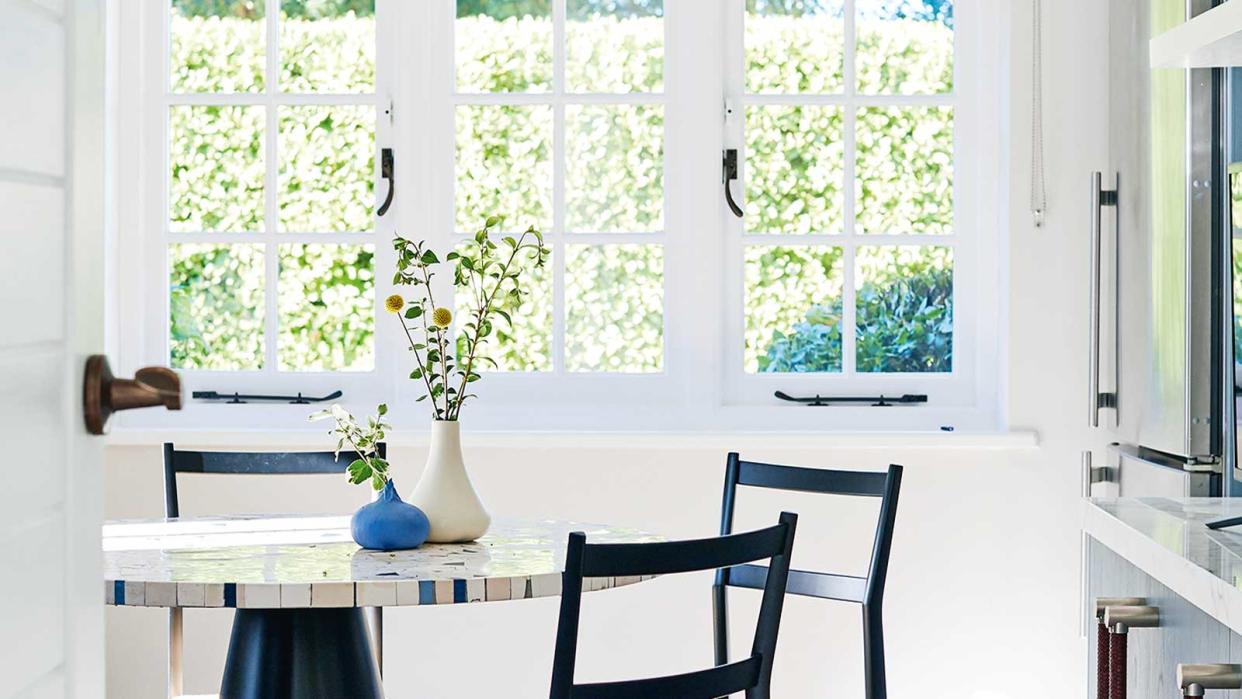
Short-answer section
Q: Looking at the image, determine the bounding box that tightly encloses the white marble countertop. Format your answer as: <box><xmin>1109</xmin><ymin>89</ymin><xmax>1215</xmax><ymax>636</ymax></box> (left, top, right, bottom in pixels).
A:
<box><xmin>1085</xmin><ymin>497</ymin><xmax>1242</xmax><ymax>636</ymax></box>
<box><xmin>103</xmin><ymin>515</ymin><xmax>658</xmax><ymax>609</ymax></box>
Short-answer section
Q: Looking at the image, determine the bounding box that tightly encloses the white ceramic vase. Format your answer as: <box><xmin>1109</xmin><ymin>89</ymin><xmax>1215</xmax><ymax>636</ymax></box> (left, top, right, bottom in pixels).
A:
<box><xmin>407</xmin><ymin>420</ymin><xmax>491</xmax><ymax>543</ymax></box>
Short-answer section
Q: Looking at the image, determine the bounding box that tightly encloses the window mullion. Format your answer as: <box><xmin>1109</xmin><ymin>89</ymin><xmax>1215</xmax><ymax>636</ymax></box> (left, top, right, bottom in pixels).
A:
<box><xmin>370</xmin><ymin>0</ymin><xmax>398</xmax><ymax>401</ymax></box>
<box><xmin>152</xmin><ymin>1</ymin><xmax>171</xmax><ymax>370</ymax></box>
<box><xmin>551</xmin><ymin>0</ymin><xmax>567</xmax><ymax>375</ymax></box>
<box><xmin>842</xmin><ymin>110</ymin><xmax>858</xmax><ymax>376</ymax></box>
<box><xmin>263</xmin><ymin>8</ymin><xmax>280</xmax><ymax>374</ymax></box>
<box><xmin>842</xmin><ymin>0</ymin><xmax>858</xmax><ymax>377</ymax></box>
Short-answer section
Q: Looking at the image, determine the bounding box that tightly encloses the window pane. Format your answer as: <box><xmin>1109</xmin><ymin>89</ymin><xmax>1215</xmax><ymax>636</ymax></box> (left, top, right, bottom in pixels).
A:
<box><xmin>170</xmin><ymin>106</ymin><xmax>265</xmax><ymax>232</ymax></box>
<box><xmin>746</xmin><ymin>0</ymin><xmax>844</xmax><ymax>94</ymax></box>
<box><xmin>565</xmin><ymin>244</ymin><xmax>663</xmax><ymax>372</ymax></box>
<box><xmin>857</xmin><ymin>0</ymin><xmax>953</xmax><ymax>95</ymax></box>
<box><xmin>565</xmin><ymin>105</ymin><xmax>663</xmax><ymax>233</ymax></box>
<box><xmin>745</xmin><ymin>245</ymin><xmax>844</xmax><ymax>373</ymax></box>
<box><xmin>280</xmin><ymin>0</ymin><xmax>375</xmax><ymax>93</ymax></box>
<box><xmin>566</xmin><ymin>0</ymin><xmax>663</xmax><ymax>93</ymax></box>
<box><xmin>856</xmin><ymin>106</ymin><xmax>952</xmax><ymax>235</ymax></box>
<box><xmin>855</xmin><ymin>245</ymin><xmax>952</xmax><ymax>372</ymax></box>
<box><xmin>170</xmin><ymin>0</ymin><xmax>265</xmax><ymax>93</ymax></box>
<box><xmin>278</xmin><ymin>244</ymin><xmax>374</xmax><ymax>371</ymax></box>
<box><xmin>746</xmin><ymin>106</ymin><xmax>844</xmax><ymax>235</ymax></box>
<box><xmin>170</xmin><ymin>244</ymin><xmax>265</xmax><ymax>370</ymax></box>
<box><xmin>456</xmin><ymin>1</ymin><xmax>552</xmax><ymax>93</ymax></box>
<box><xmin>278</xmin><ymin>105</ymin><xmax>375</xmax><ymax>233</ymax></box>
<box><xmin>456</xmin><ymin>105</ymin><xmax>553</xmax><ymax>232</ymax></box>
<box><xmin>454</xmin><ymin>245</ymin><xmax>552</xmax><ymax>372</ymax></box>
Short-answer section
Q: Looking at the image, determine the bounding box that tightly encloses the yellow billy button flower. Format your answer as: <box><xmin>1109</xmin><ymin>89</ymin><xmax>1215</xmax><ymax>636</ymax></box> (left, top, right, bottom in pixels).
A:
<box><xmin>431</xmin><ymin>307</ymin><xmax>453</xmax><ymax>328</ymax></box>
<box><xmin>384</xmin><ymin>294</ymin><xmax>404</xmax><ymax>314</ymax></box>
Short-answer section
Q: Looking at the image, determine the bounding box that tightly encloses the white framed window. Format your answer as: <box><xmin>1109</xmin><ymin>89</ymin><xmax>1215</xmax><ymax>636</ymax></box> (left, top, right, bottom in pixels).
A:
<box><xmin>722</xmin><ymin>0</ymin><xmax>997</xmax><ymax>420</ymax></box>
<box><xmin>120</xmin><ymin>0</ymin><xmax>395</xmax><ymax>407</ymax></box>
<box><xmin>419</xmin><ymin>0</ymin><xmax>670</xmax><ymax>392</ymax></box>
<box><xmin>115</xmin><ymin>0</ymin><xmax>1006</xmax><ymax>431</ymax></box>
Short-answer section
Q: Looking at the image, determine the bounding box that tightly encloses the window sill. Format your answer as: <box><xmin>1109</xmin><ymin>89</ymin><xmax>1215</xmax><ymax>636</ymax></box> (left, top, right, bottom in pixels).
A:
<box><xmin>104</xmin><ymin>426</ymin><xmax>1038</xmax><ymax>451</ymax></box>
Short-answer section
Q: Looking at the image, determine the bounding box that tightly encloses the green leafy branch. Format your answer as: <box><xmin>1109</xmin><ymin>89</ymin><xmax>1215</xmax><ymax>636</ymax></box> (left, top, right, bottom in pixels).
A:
<box><xmin>309</xmin><ymin>403</ymin><xmax>391</xmax><ymax>490</ymax></box>
<box><xmin>390</xmin><ymin>216</ymin><xmax>548</xmax><ymax>420</ymax></box>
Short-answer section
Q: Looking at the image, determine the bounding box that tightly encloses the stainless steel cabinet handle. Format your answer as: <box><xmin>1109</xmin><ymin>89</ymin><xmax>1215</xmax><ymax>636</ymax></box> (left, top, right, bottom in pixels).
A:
<box><xmin>1089</xmin><ymin>172</ymin><xmax>1120</xmax><ymax>427</ymax></box>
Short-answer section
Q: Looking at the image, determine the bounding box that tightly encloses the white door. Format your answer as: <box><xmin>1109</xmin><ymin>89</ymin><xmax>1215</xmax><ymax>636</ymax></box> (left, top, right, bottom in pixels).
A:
<box><xmin>1</xmin><ymin>0</ymin><xmax>108</xmax><ymax>697</ymax></box>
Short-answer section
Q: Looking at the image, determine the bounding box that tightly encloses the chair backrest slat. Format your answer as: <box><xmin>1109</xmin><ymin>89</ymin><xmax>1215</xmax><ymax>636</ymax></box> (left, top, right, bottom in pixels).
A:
<box><xmin>571</xmin><ymin>657</ymin><xmax>761</xmax><ymax>699</ymax></box>
<box><xmin>170</xmin><ymin>450</ymin><xmax>357</xmax><ymax>474</ymax></box>
<box><xmin>736</xmin><ymin>459</ymin><xmax>887</xmax><ymax>497</ymax></box>
<box><xmin>551</xmin><ymin>513</ymin><xmax>798</xmax><ymax>699</ymax></box>
<box><xmin>580</xmin><ymin>525</ymin><xmax>788</xmax><ymax>578</ymax></box>
<box><xmin>725</xmin><ymin>563</ymin><xmax>867</xmax><ymax>604</ymax></box>
<box><xmin>162</xmin><ymin>442</ymin><xmax>386</xmax><ymax>519</ymax></box>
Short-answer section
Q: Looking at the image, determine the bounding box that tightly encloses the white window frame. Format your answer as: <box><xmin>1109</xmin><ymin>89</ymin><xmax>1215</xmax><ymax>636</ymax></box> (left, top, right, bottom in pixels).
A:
<box><xmin>118</xmin><ymin>1</ymin><xmax>397</xmax><ymax>407</ymax></box>
<box><xmin>718</xmin><ymin>0</ymin><xmax>1005</xmax><ymax>432</ymax></box>
<box><xmin>113</xmin><ymin>0</ymin><xmax>1007</xmax><ymax>432</ymax></box>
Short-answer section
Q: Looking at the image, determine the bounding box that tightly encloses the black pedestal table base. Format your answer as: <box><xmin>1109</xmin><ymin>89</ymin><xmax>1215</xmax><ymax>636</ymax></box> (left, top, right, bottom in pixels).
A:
<box><xmin>220</xmin><ymin>608</ymin><xmax>383</xmax><ymax>699</ymax></box>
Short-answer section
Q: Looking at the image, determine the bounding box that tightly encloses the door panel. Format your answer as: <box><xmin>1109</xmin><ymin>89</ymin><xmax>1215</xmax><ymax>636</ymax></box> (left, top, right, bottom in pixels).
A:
<box><xmin>0</xmin><ymin>518</ymin><xmax>67</xmax><ymax>697</ymax></box>
<box><xmin>0</xmin><ymin>354</ymin><xmax>66</xmax><ymax>531</ymax></box>
<box><xmin>0</xmin><ymin>0</ymin><xmax>65</xmax><ymax>177</ymax></box>
<box><xmin>0</xmin><ymin>0</ymin><xmax>106</xmax><ymax>697</ymax></box>
<box><xmin>0</xmin><ymin>183</ymin><xmax>66</xmax><ymax>348</ymax></box>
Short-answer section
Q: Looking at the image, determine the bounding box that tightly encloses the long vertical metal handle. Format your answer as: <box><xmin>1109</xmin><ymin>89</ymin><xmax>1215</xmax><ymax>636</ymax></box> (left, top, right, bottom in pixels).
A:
<box><xmin>1089</xmin><ymin>172</ymin><xmax>1120</xmax><ymax>428</ymax></box>
<box><xmin>1090</xmin><ymin>172</ymin><xmax>1104</xmax><ymax>427</ymax></box>
<box><xmin>1110</xmin><ymin>173</ymin><xmax>1120</xmax><ymax>427</ymax></box>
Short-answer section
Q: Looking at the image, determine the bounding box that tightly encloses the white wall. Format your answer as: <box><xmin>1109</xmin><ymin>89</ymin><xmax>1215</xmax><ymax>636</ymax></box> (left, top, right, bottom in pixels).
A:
<box><xmin>107</xmin><ymin>441</ymin><xmax>1073</xmax><ymax>698</ymax></box>
<box><xmin>102</xmin><ymin>0</ymin><xmax>1112</xmax><ymax>696</ymax></box>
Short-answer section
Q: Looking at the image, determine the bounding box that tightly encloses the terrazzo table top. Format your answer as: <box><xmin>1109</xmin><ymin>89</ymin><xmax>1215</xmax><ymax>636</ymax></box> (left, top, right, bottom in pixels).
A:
<box><xmin>1086</xmin><ymin>497</ymin><xmax>1242</xmax><ymax>636</ymax></box>
<box><xmin>103</xmin><ymin>515</ymin><xmax>659</xmax><ymax>609</ymax></box>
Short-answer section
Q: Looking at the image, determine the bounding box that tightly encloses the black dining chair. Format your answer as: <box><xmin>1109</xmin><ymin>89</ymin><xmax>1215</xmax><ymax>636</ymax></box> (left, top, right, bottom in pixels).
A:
<box><xmin>550</xmin><ymin>512</ymin><xmax>798</xmax><ymax>699</ymax></box>
<box><xmin>712</xmin><ymin>453</ymin><xmax>902</xmax><ymax>699</ymax></box>
<box><xmin>161</xmin><ymin>442</ymin><xmax>386</xmax><ymax>699</ymax></box>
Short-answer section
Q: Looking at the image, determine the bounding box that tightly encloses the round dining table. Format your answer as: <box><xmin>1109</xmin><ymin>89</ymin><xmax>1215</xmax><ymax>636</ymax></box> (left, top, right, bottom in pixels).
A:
<box><xmin>103</xmin><ymin>515</ymin><xmax>658</xmax><ymax>699</ymax></box>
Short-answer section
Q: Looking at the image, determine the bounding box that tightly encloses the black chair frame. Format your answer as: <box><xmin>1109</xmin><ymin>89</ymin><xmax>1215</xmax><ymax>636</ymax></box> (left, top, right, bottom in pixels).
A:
<box><xmin>163</xmin><ymin>442</ymin><xmax>387</xmax><ymax>519</ymax></box>
<box><xmin>551</xmin><ymin>513</ymin><xmax>799</xmax><ymax>699</ymax></box>
<box><xmin>713</xmin><ymin>453</ymin><xmax>902</xmax><ymax>699</ymax></box>
<box><xmin>160</xmin><ymin>442</ymin><xmax>387</xmax><ymax>698</ymax></box>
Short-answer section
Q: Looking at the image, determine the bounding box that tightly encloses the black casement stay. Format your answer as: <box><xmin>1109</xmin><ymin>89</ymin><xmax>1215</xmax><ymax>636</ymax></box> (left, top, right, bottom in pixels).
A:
<box><xmin>192</xmin><ymin>390</ymin><xmax>344</xmax><ymax>405</ymax></box>
<box><xmin>774</xmin><ymin>390</ymin><xmax>928</xmax><ymax>407</ymax></box>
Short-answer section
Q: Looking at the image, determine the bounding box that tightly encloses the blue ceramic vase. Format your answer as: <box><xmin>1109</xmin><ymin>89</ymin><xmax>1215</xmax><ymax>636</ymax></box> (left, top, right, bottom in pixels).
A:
<box><xmin>351</xmin><ymin>480</ymin><xmax>431</xmax><ymax>551</ymax></box>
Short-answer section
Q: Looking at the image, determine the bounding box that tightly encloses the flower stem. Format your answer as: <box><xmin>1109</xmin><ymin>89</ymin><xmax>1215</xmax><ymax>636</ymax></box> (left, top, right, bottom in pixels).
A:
<box><xmin>450</xmin><ymin>232</ymin><xmax>531</xmax><ymax>419</ymax></box>
<box><xmin>397</xmin><ymin>315</ymin><xmax>438</xmax><ymax>415</ymax></box>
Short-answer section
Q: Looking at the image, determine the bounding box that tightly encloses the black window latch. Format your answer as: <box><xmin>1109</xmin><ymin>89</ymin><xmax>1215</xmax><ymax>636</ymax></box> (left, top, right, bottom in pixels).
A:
<box><xmin>376</xmin><ymin>147</ymin><xmax>394</xmax><ymax>217</ymax></box>
<box><xmin>723</xmin><ymin>148</ymin><xmax>744</xmax><ymax>218</ymax></box>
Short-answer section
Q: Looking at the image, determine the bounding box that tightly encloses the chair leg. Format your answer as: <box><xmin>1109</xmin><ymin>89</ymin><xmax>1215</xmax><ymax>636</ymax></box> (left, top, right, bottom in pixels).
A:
<box><xmin>713</xmin><ymin>583</ymin><xmax>731</xmax><ymax>699</ymax></box>
<box><xmin>712</xmin><ymin>583</ymin><xmax>728</xmax><ymax>667</ymax></box>
<box><xmin>168</xmin><ymin>607</ymin><xmax>184</xmax><ymax>699</ymax></box>
<box><xmin>366</xmin><ymin>607</ymin><xmax>383</xmax><ymax>677</ymax></box>
<box><xmin>862</xmin><ymin>604</ymin><xmax>886</xmax><ymax>699</ymax></box>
